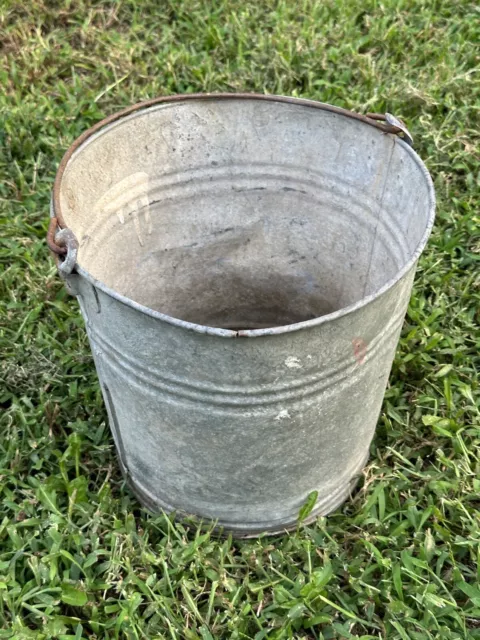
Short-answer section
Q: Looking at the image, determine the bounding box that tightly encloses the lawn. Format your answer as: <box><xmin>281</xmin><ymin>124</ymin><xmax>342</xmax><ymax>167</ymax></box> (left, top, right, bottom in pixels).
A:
<box><xmin>1</xmin><ymin>0</ymin><xmax>479</xmax><ymax>638</ymax></box>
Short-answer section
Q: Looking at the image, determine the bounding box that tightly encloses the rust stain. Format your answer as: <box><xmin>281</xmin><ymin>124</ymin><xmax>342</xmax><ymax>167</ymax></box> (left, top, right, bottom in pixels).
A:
<box><xmin>352</xmin><ymin>337</ymin><xmax>367</xmax><ymax>364</ymax></box>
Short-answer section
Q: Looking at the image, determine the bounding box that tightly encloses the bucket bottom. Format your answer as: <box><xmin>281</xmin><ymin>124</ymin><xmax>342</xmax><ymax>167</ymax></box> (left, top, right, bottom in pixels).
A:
<box><xmin>118</xmin><ymin>453</ymin><xmax>369</xmax><ymax>538</ymax></box>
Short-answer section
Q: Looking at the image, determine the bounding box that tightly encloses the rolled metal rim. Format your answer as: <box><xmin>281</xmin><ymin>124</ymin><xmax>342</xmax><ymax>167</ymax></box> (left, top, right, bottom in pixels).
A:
<box><xmin>53</xmin><ymin>93</ymin><xmax>436</xmax><ymax>338</ymax></box>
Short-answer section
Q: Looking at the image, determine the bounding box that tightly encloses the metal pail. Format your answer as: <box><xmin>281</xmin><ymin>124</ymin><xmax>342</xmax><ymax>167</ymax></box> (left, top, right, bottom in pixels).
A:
<box><xmin>48</xmin><ymin>94</ymin><xmax>435</xmax><ymax>536</ymax></box>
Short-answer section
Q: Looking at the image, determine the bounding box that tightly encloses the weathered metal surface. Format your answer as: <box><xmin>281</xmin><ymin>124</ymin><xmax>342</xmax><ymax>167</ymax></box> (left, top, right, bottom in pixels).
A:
<box><xmin>47</xmin><ymin>94</ymin><xmax>411</xmax><ymax>256</ymax></box>
<box><xmin>50</xmin><ymin>94</ymin><xmax>435</xmax><ymax>536</ymax></box>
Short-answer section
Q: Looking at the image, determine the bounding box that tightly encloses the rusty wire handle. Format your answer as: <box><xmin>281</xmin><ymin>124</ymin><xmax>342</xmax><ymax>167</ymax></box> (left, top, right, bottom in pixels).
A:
<box><xmin>47</xmin><ymin>216</ymin><xmax>78</xmax><ymax>275</ymax></box>
<box><xmin>366</xmin><ymin>112</ymin><xmax>414</xmax><ymax>146</ymax></box>
<box><xmin>46</xmin><ymin>95</ymin><xmax>414</xmax><ymax>267</ymax></box>
<box><xmin>47</xmin><ymin>217</ymin><xmax>67</xmax><ymax>255</ymax></box>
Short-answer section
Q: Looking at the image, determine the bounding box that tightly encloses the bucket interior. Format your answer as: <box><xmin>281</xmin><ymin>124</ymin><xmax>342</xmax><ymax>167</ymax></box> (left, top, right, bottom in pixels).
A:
<box><xmin>58</xmin><ymin>98</ymin><xmax>434</xmax><ymax>330</ymax></box>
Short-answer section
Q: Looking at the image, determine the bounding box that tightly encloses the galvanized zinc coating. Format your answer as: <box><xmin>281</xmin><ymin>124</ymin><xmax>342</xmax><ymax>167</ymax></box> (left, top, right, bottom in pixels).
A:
<box><xmin>50</xmin><ymin>95</ymin><xmax>435</xmax><ymax>535</ymax></box>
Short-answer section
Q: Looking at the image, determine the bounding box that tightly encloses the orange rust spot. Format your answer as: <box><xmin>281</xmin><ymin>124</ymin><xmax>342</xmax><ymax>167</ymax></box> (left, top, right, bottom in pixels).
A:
<box><xmin>352</xmin><ymin>337</ymin><xmax>367</xmax><ymax>364</ymax></box>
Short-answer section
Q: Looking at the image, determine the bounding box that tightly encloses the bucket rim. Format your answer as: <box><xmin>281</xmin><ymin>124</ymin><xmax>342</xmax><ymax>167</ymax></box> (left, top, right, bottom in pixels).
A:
<box><xmin>53</xmin><ymin>92</ymin><xmax>436</xmax><ymax>338</ymax></box>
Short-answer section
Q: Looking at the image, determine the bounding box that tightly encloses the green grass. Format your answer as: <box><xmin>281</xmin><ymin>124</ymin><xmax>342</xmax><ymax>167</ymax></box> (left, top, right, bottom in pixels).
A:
<box><xmin>1</xmin><ymin>0</ymin><xmax>480</xmax><ymax>638</ymax></box>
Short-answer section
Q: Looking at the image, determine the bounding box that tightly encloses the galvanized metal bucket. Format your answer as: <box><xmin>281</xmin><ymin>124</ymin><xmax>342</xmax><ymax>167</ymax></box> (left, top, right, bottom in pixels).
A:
<box><xmin>48</xmin><ymin>94</ymin><xmax>435</xmax><ymax>536</ymax></box>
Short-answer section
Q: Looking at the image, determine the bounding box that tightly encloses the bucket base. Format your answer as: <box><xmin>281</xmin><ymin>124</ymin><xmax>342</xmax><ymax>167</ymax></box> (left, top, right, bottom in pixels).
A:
<box><xmin>119</xmin><ymin>454</ymin><xmax>368</xmax><ymax>538</ymax></box>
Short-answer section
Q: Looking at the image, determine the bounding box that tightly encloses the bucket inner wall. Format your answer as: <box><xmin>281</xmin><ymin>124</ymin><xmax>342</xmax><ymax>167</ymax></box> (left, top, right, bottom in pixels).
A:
<box><xmin>59</xmin><ymin>99</ymin><xmax>432</xmax><ymax>329</ymax></box>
